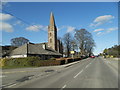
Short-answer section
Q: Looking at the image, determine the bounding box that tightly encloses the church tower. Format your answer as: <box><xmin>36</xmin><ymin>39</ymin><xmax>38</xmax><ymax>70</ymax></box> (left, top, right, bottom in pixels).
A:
<box><xmin>48</xmin><ymin>12</ymin><xmax>57</xmax><ymax>51</ymax></box>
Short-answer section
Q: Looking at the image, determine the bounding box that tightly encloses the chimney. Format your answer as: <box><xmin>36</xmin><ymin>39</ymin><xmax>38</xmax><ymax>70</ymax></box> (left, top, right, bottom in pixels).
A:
<box><xmin>42</xmin><ymin>43</ymin><xmax>46</xmax><ymax>49</ymax></box>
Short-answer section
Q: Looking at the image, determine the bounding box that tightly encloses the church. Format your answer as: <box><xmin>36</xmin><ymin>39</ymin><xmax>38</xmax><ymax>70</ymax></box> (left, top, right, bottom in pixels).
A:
<box><xmin>9</xmin><ymin>12</ymin><xmax>63</xmax><ymax>59</ymax></box>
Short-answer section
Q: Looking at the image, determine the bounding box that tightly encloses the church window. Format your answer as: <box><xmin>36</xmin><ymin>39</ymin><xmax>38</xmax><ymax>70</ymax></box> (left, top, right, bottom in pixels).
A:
<box><xmin>50</xmin><ymin>39</ymin><xmax>52</xmax><ymax>43</ymax></box>
<box><xmin>50</xmin><ymin>33</ymin><xmax>52</xmax><ymax>36</ymax></box>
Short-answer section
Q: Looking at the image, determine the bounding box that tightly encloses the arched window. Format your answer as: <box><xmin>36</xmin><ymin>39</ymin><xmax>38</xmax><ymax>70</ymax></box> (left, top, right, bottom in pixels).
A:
<box><xmin>50</xmin><ymin>33</ymin><xmax>52</xmax><ymax>37</ymax></box>
<box><xmin>50</xmin><ymin>39</ymin><xmax>52</xmax><ymax>43</ymax></box>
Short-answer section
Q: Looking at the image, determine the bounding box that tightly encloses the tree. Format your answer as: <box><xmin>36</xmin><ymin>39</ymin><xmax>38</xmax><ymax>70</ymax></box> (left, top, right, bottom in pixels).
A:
<box><xmin>71</xmin><ymin>40</ymin><xmax>77</xmax><ymax>51</ymax></box>
<box><xmin>103</xmin><ymin>45</ymin><xmax>120</xmax><ymax>57</ymax></box>
<box><xmin>63</xmin><ymin>33</ymin><xmax>72</xmax><ymax>57</ymax></box>
<box><xmin>11</xmin><ymin>37</ymin><xmax>29</xmax><ymax>47</ymax></box>
<box><xmin>57</xmin><ymin>37</ymin><xmax>64</xmax><ymax>55</ymax></box>
<box><xmin>74</xmin><ymin>29</ymin><xmax>95</xmax><ymax>56</ymax></box>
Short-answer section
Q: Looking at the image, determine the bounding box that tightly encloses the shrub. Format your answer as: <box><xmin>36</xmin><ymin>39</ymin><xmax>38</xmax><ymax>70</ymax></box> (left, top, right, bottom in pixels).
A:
<box><xmin>3</xmin><ymin>57</ymin><xmax>40</xmax><ymax>67</ymax></box>
<box><xmin>49</xmin><ymin>57</ymin><xmax>56</xmax><ymax>60</ymax></box>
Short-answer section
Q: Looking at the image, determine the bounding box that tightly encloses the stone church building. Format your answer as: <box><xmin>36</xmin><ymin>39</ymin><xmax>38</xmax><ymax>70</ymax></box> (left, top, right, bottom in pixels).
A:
<box><xmin>9</xmin><ymin>12</ymin><xmax>63</xmax><ymax>59</ymax></box>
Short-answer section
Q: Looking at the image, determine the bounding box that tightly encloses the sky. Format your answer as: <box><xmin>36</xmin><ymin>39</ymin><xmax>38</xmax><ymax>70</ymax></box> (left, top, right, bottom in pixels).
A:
<box><xmin>0</xmin><ymin>2</ymin><xmax>118</xmax><ymax>55</ymax></box>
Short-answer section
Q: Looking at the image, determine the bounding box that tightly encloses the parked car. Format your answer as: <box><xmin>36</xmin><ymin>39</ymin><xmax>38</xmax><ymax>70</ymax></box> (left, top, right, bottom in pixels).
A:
<box><xmin>90</xmin><ymin>56</ymin><xmax>95</xmax><ymax>58</ymax></box>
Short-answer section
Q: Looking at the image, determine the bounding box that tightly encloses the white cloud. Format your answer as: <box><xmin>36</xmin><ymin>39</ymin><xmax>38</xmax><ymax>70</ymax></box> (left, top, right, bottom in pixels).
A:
<box><xmin>66</xmin><ymin>26</ymin><xmax>75</xmax><ymax>33</ymax></box>
<box><xmin>57</xmin><ymin>26</ymin><xmax>65</xmax><ymax>31</ymax></box>
<box><xmin>26</xmin><ymin>25</ymin><xmax>42</xmax><ymax>31</ymax></box>
<box><xmin>13</xmin><ymin>20</ymin><xmax>22</xmax><ymax>26</ymax></box>
<box><xmin>97</xmin><ymin>32</ymin><xmax>102</xmax><ymax>35</ymax></box>
<box><xmin>26</xmin><ymin>25</ymin><xmax>48</xmax><ymax>32</ymax></box>
<box><xmin>95</xmin><ymin>27</ymin><xmax>117</xmax><ymax>36</ymax></box>
<box><xmin>0</xmin><ymin>22</ymin><xmax>13</xmax><ymax>32</ymax></box>
<box><xmin>90</xmin><ymin>15</ymin><xmax>114</xmax><ymax>27</ymax></box>
<box><xmin>53</xmin><ymin>25</ymin><xmax>75</xmax><ymax>33</ymax></box>
<box><xmin>93</xmin><ymin>28</ymin><xmax>104</xmax><ymax>32</ymax></box>
<box><xmin>94</xmin><ymin>15</ymin><xmax>114</xmax><ymax>23</ymax></box>
<box><xmin>42</xmin><ymin>26</ymin><xmax>48</xmax><ymax>31</ymax></box>
<box><xmin>0</xmin><ymin>13</ymin><xmax>13</xmax><ymax>21</ymax></box>
<box><xmin>96</xmin><ymin>32</ymin><xmax>104</xmax><ymax>36</ymax></box>
<box><xmin>106</xmin><ymin>27</ymin><xmax>118</xmax><ymax>33</ymax></box>
<box><xmin>0</xmin><ymin>13</ymin><xmax>14</xmax><ymax>32</ymax></box>
<box><xmin>16</xmin><ymin>20</ymin><xmax>22</xmax><ymax>25</ymax></box>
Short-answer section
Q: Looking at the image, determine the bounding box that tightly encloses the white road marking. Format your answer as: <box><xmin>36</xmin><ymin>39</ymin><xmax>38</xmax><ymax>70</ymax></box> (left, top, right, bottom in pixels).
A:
<box><xmin>89</xmin><ymin>63</ymin><xmax>92</xmax><ymax>64</ymax></box>
<box><xmin>74</xmin><ymin>69</ymin><xmax>83</xmax><ymax>78</ymax></box>
<box><xmin>7</xmin><ymin>84</ymin><xmax>16</xmax><ymax>88</ymax></box>
<box><xmin>0</xmin><ymin>75</ymin><xmax>6</xmax><ymax>78</ymax></box>
<box><xmin>85</xmin><ymin>64</ymin><xmax>89</xmax><ymax>68</ymax></box>
<box><xmin>62</xmin><ymin>85</ymin><xmax>66</xmax><ymax>88</ymax></box>
<box><xmin>2</xmin><ymin>84</ymin><xmax>6</xmax><ymax>87</ymax></box>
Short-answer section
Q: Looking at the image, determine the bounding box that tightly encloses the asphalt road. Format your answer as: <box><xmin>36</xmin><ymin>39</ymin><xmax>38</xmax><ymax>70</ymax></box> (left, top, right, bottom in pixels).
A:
<box><xmin>7</xmin><ymin>57</ymin><xmax>118</xmax><ymax>88</ymax></box>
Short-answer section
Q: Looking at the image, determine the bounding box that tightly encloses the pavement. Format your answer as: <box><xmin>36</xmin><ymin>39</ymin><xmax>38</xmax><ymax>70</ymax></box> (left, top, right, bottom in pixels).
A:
<box><xmin>1</xmin><ymin>57</ymin><xmax>119</xmax><ymax>88</ymax></box>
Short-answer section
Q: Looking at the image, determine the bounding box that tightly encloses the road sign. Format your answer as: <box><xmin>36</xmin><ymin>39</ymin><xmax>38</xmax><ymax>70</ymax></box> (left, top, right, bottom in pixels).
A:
<box><xmin>70</xmin><ymin>51</ymin><xmax>75</xmax><ymax>54</ymax></box>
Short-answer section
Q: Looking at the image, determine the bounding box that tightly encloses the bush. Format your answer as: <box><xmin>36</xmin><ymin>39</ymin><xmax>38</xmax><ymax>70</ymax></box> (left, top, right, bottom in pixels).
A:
<box><xmin>49</xmin><ymin>57</ymin><xmax>56</xmax><ymax>60</ymax></box>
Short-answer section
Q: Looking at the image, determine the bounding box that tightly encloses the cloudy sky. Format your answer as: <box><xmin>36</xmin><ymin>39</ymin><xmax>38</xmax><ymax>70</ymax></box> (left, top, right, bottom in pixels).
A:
<box><xmin>1</xmin><ymin>2</ymin><xmax>118</xmax><ymax>55</ymax></box>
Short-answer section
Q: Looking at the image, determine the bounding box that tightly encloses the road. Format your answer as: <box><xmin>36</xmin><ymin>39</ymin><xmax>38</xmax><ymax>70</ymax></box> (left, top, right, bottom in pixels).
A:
<box><xmin>2</xmin><ymin>57</ymin><xmax>118</xmax><ymax>88</ymax></box>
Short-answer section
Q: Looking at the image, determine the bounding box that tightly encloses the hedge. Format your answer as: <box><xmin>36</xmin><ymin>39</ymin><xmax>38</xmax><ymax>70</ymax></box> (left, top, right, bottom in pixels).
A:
<box><xmin>2</xmin><ymin>57</ymin><xmax>40</xmax><ymax>67</ymax></box>
<box><xmin>0</xmin><ymin>56</ymin><xmax>85</xmax><ymax>68</ymax></box>
<box><xmin>56</xmin><ymin>57</ymin><xmax>82</xmax><ymax>64</ymax></box>
<box><xmin>35</xmin><ymin>60</ymin><xmax>65</xmax><ymax>66</ymax></box>
<box><xmin>1</xmin><ymin>57</ymin><xmax>65</xmax><ymax>67</ymax></box>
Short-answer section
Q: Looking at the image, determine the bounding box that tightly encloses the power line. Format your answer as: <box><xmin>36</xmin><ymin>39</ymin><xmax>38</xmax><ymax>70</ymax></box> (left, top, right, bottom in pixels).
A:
<box><xmin>2</xmin><ymin>9</ymin><xmax>48</xmax><ymax>34</ymax></box>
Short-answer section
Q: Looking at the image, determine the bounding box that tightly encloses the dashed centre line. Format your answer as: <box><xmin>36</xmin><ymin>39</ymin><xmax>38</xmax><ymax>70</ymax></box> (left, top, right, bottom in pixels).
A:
<box><xmin>62</xmin><ymin>84</ymin><xmax>66</xmax><ymax>89</ymax></box>
<box><xmin>61</xmin><ymin>60</ymin><xmax>94</xmax><ymax>89</ymax></box>
<box><xmin>7</xmin><ymin>84</ymin><xmax>17</xmax><ymax>88</ymax></box>
<box><xmin>74</xmin><ymin>61</ymin><xmax>93</xmax><ymax>79</ymax></box>
<box><xmin>0</xmin><ymin>75</ymin><xmax>6</xmax><ymax>78</ymax></box>
<box><xmin>85</xmin><ymin>64</ymin><xmax>89</xmax><ymax>68</ymax></box>
<box><xmin>74</xmin><ymin>69</ymin><xmax>83</xmax><ymax>78</ymax></box>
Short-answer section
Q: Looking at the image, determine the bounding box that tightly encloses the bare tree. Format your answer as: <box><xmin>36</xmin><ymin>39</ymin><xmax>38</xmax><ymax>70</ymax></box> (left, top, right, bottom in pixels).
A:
<box><xmin>11</xmin><ymin>37</ymin><xmax>29</xmax><ymax>47</ymax></box>
<box><xmin>84</xmin><ymin>38</ymin><xmax>95</xmax><ymax>56</ymax></box>
<box><xmin>63</xmin><ymin>33</ymin><xmax>72</xmax><ymax>57</ymax></box>
<box><xmin>74</xmin><ymin>29</ymin><xmax>95</xmax><ymax>56</ymax></box>
<box><xmin>71</xmin><ymin>40</ymin><xmax>77</xmax><ymax>51</ymax></box>
<box><xmin>57</xmin><ymin>37</ymin><xmax>64</xmax><ymax>55</ymax></box>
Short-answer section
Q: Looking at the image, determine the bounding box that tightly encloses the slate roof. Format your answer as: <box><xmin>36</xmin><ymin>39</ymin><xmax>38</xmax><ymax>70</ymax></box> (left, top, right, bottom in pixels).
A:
<box><xmin>10</xmin><ymin>43</ymin><xmax>62</xmax><ymax>56</ymax></box>
<box><xmin>0</xmin><ymin>45</ymin><xmax>17</xmax><ymax>57</ymax></box>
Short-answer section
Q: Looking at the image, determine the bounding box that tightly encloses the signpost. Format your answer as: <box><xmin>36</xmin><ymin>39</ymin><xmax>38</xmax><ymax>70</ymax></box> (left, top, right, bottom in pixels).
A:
<box><xmin>70</xmin><ymin>51</ymin><xmax>75</xmax><ymax>61</ymax></box>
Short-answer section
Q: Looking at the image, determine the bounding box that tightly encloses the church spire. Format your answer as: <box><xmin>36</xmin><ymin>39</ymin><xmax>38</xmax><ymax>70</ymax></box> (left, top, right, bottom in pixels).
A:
<box><xmin>48</xmin><ymin>12</ymin><xmax>57</xmax><ymax>51</ymax></box>
<box><xmin>50</xmin><ymin>12</ymin><xmax>55</xmax><ymax>26</ymax></box>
